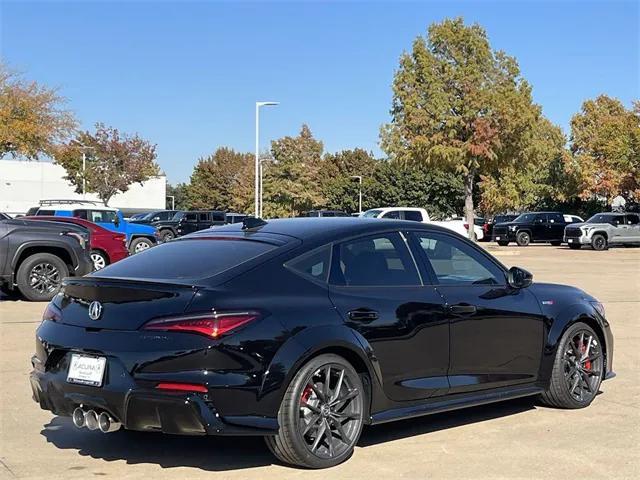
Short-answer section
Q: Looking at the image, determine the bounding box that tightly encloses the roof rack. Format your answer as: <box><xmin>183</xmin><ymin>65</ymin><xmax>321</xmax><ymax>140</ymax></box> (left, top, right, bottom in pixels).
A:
<box><xmin>39</xmin><ymin>199</ymin><xmax>104</xmax><ymax>206</ymax></box>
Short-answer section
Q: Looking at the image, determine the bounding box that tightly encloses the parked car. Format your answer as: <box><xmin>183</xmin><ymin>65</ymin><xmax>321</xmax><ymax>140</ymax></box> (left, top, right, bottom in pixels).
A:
<box><xmin>361</xmin><ymin>207</ymin><xmax>430</xmax><ymax>222</ymax></box>
<box><xmin>30</xmin><ymin>217</ymin><xmax>613</xmax><ymax>468</ymax></box>
<box><xmin>304</xmin><ymin>210</ymin><xmax>350</xmax><ymax>217</ymax></box>
<box><xmin>174</xmin><ymin>210</ymin><xmax>226</xmax><ymax>236</ymax></box>
<box><xmin>564</xmin><ymin>212</ymin><xmax>640</xmax><ymax>250</ymax></box>
<box><xmin>564</xmin><ymin>214</ymin><xmax>584</xmax><ymax>224</ymax></box>
<box><xmin>225</xmin><ymin>213</ymin><xmax>248</xmax><ymax>224</ymax></box>
<box><xmin>129</xmin><ymin>210</ymin><xmax>179</xmax><ymax>225</ymax></box>
<box><xmin>23</xmin><ymin>216</ymin><xmax>128</xmax><ymax>270</ymax></box>
<box><xmin>31</xmin><ymin>200</ymin><xmax>159</xmax><ymax>254</ymax></box>
<box><xmin>432</xmin><ymin>216</ymin><xmax>485</xmax><ymax>241</ymax></box>
<box><xmin>0</xmin><ymin>218</ymin><xmax>92</xmax><ymax>301</ymax></box>
<box><xmin>481</xmin><ymin>214</ymin><xmax>520</xmax><ymax>242</ymax></box>
<box><xmin>492</xmin><ymin>211</ymin><xmax>569</xmax><ymax>246</ymax></box>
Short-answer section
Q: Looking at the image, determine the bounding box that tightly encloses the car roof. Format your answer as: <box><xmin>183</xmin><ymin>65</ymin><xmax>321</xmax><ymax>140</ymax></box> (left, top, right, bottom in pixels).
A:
<box><xmin>37</xmin><ymin>204</ymin><xmax>116</xmax><ymax>212</ymax></box>
<box><xmin>195</xmin><ymin>217</ymin><xmax>454</xmax><ymax>244</ymax></box>
<box><xmin>22</xmin><ymin>215</ymin><xmax>108</xmax><ymax>232</ymax></box>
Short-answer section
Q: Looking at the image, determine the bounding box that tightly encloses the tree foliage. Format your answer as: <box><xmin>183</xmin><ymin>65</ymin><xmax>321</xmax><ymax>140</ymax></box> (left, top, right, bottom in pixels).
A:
<box><xmin>263</xmin><ymin>124</ymin><xmax>325</xmax><ymax>217</ymax></box>
<box><xmin>186</xmin><ymin>147</ymin><xmax>253</xmax><ymax>211</ymax></box>
<box><xmin>166</xmin><ymin>182</ymin><xmax>190</xmax><ymax>210</ymax></box>
<box><xmin>381</xmin><ymin>18</ymin><xmax>541</xmax><ymax>237</ymax></box>
<box><xmin>54</xmin><ymin>123</ymin><xmax>159</xmax><ymax>205</ymax></box>
<box><xmin>0</xmin><ymin>63</ymin><xmax>77</xmax><ymax>160</ymax></box>
<box><xmin>568</xmin><ymin>95</ymin><xmax>640</xmax><ymax>201</ymax></box>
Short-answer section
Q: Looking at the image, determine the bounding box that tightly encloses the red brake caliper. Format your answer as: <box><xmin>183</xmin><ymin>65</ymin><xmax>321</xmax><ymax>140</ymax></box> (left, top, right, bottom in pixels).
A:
<box><xmin>580</xmin><ymin>340</ymin><xmax>591</xmax><ymax>370</ymax></box>
<box><xmin>301</xmin><ymin>385</ymin><xmax>313</xmax><ymax>405</ymax></box>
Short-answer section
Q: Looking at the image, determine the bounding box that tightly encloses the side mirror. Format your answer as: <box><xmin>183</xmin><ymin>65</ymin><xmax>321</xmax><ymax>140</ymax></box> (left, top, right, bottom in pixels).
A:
<box><xmin>508</xmin><ymin>266</ymin><xmax>533</xmax><ymax>289</ymax></box>
<box><xmin>113</xmin><ymin>216</ymin><xmax>120</xmax><ymax>227</ymax></box>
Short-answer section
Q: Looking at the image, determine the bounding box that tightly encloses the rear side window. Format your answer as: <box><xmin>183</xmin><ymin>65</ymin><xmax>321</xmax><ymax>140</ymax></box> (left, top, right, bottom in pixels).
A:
<box><xmin>198</xmin><ymin>213</ymin><xmax>210</xmax><ymax>222</ymax></box>
<box><xmin>548</xmin><ymin>213</ymin><xmax>563</xmax><ymax>223</ymax></box>
<box><xmin>403</xmin><ymin>210</ymin><xmax>423</xmax><ymax>222</ymax></box>
<box><xmin>626</xmin><ymin>214</ymin><xmax>639</xmax><ymax>225</ymax></box>
<box><xmin>285</xmin><ymin>246</ymin><xmax>332</xmax><ymax>283</ymax></box>
<box><xmin>96</xmin><ymin>239</ymin><xmax>278</xmax><ymax>281</ymax></box>
<box><xmin>212</xmin><ymin>212</ymin><xmax>225</xmax><ymax>222</ymax></box>
<box><xmin>333</xmin><ymin>233</ymin><xmax>420</xmax><ymax>286</ymax></box>
<box><xmin>381</xmin><ymin>210</ymin><xmax>400</xmax><ymax>219</ymax></box>
<box><xmin>36</xmin><ymin>209</ymin><xmax>55</xmax><ymax>216</ymax></box>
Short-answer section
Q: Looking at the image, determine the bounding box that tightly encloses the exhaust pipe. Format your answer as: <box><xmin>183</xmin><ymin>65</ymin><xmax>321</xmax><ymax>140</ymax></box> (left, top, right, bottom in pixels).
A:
<box><xmin>98</xmin><ymin>412</ymin><xmax>121</xmax><ymax>433</ymax></box>
<box><xmin>84</xmin><ymin>410</ymin><xmax>99</xmax><ymax>431</ymax></box>
<box><xmin>72</xmin><ymin>407</ymin><xmax>86</xmax><ymax>428</ymax></box>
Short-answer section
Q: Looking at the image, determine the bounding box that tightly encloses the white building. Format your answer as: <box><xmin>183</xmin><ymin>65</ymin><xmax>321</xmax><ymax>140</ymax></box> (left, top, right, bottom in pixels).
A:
<box><xmin>0</xmin><ymin>159</ymin><xmax>167</xmax><ymax>216</ymax></box>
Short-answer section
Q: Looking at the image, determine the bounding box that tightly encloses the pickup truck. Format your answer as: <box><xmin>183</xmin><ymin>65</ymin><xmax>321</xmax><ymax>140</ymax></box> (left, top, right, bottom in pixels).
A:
<box><xmin>0</xmin><ymin>218</ymin><xmax>92</xmax><ymax>301</ymax></box>
<box><xmin>564</xmin><ymin>212</ymin><xmax>640</xmax><ymax>250</ymax></box>
<box><xmin>360</xmin><ymin>207</ymin><xmax>484</xmax><ymax>240</ymax></box>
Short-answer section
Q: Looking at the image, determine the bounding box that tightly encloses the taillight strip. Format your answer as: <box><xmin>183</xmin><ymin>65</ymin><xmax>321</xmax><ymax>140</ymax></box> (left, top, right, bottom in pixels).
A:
<box><xmin>156</xmin><ymin>382</ymin><xmax>208</xmax><ymax>393</ymax></box>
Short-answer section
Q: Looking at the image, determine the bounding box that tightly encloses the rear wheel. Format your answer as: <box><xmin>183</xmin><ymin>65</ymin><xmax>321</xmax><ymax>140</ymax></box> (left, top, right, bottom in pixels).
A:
<box><xmin>160</xmin><ymin>230</ymin><xmax>175</xmax><ymax>242</ymax></box>
<box><xmin>569</xmin><ymin>244</ymin><xmax>582</xmax><ymax>250</ymax></box>
<box><xmin>539</xmin><ymin>322</ymin><xmax>604</xmax><ymax>409</ymax></box>
<box><xmin>90</xmin><ymin>250</ymin><xmax>109</xmax><ymax>270</ymax></box>
<box><xmin>16</xmin><ymin>253</ymin><xmax>68</xmax><ymax>301</ymax></box>
<box><xmin>497</xmin><ymin>241</ymin><xmax>509</xmax><ymax>246</ymax></box>
<box><xmin>516</xmin><ymin>231</ymin><xmax>531</xmax><ymax>246</ymax></box>
<box><xmin>265</xmin><ymin>354</ymin><xmax>365</xmax><ymax>469</ymax></box>
<box><xmin>129</xmin><ymin>237</ymin><xmax>153</xmax><ymax>254</ymax></box>
<box><xmin>591</xmin><ymin>234</ymin><xmax>608</xmax><ymax>251</ymax></box>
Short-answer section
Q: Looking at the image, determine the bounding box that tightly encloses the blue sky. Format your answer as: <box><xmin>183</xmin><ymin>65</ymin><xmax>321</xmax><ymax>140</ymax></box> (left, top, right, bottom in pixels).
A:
<box><xmin>2</xmin><ymin>0</ymin><xmax>638</xmax><ymax>183</ymax></box>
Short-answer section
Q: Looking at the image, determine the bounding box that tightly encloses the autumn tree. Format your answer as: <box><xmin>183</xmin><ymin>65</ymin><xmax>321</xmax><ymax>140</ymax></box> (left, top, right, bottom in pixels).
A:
<box><xmin>263</xmin><ymin>124</ymin><xmax>325</xmax><ymax>217</ymax></box>
<box><xmin>186</xmin><ymin>147</ymin><xmax>253</xmax><ymax>210</ymax></box>
<box><xmin>569</xmin><ymin>95</ymin><xmax>640</xmax><ymax>202</ymax></box>
<box><xmin>0</xmin><ymin>63</ymin><xmax>77</xmax><ymax>159</ymax></box>
<box><xmin>54</xmin><ymin>123</ymin><xmax>159</xmax><ymax>205</ymax></box>
<box><xmin>381</xmin><ymin>18</ymin><xmax>541</xmax><ymax>239</ymax></box>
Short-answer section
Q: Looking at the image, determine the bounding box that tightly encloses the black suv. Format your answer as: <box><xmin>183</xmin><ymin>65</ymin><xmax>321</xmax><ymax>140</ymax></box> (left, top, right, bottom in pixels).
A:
<box><xmin>0</xmin><ymin>218</ymin><xmax>92</xmax><ymax>301</ymax></box>
<box><xmin>492</xmin><ymin>212</ymin><xmax>569</xmax><ymax>246</ymax></box>
<box><xmin>174</xmin><ymin>210</ymin><xmax>226</xmax><ymax>236</ymax></box>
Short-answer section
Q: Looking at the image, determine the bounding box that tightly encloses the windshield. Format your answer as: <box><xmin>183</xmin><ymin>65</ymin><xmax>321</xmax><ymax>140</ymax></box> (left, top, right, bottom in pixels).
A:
<box><xmin>512</xmin><ymin>213</ymin><xmax>536</xmax><ymax>223</ymax></box>
<box><xmin>361</xmin><ymin>209</ymin><xmax>383</xmax><ymax>218</ymax></box>
<box><xmin>586</xmin><ymin>214</ymin><xmax>621</xmax><ymax>224</ymax></box>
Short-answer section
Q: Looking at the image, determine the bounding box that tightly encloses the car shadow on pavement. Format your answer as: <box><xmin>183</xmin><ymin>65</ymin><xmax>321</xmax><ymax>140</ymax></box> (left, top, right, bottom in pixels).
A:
<box><xmin>41</xmin><ymin>397</ymin><xmax>536</xmax><ymax>471</ymax></box>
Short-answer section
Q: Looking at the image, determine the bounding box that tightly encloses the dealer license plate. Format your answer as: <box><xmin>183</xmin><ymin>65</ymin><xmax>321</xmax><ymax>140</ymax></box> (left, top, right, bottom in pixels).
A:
<box><xmin>67</xmin><ymin>354</ymin><xmax>106</xmax><ymax>387</ymax></box>
<box><xmin>568</xmin><ymin>239</ymin><xmax>574</xmax><ymax>243</ymax></box>
<box><xmin>495</xmin><ymin>236</ymin><xmax>501</xmax><ymax>240</ymax></box>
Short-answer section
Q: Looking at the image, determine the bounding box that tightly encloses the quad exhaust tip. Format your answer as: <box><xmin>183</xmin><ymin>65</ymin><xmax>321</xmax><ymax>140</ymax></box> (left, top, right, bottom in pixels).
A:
<box><xmin>71</xmin><ymin>407</ymin><xmax>121</xmax><ymax>433</ymax></box>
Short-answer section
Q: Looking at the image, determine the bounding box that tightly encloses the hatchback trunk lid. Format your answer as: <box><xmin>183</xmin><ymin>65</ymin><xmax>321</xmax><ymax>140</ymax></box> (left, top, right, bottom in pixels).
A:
<box><xmin>57</xmin><ymin>277</ymin><xmax>198</xmax><ymax>330</ymax></box>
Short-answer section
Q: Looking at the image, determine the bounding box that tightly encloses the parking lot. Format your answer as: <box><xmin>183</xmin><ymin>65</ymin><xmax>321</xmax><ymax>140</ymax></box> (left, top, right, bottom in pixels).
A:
<box><xmin>1</xmin><ymin>245</ymin><xmax>638</xmax><ymax>480</ymax></box>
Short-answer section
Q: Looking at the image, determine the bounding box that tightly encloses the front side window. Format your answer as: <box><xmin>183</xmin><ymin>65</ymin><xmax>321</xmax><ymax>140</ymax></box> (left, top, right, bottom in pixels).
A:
<box><xmin>333</xmin><ymin>233</ymin><xmax>420</xmax><ymax>286</ymax></box>
<box><xmin>198</xmin><ymin>213</ymin><xmax>210</xmax><ymax>222</ymax></box>
<box><xmin>534</xmin><ymin>214</ymin><xmax>547</xmax><ymax>224</ymax></box>
<box><xmin>513</xmin><ymin>213</ymin><xmax>536</xmax><ymax>223</ymax></box>
<box><xmin>548</xmin><ymin>213</ymin><xmax>563</xmax><ymax>223</ymax></box>
<box><xmin>286</xmin><ymin>245</ymin><xmax>332</xmax><ymax>283</ymax></box>
<box><xmin>381</xmin><ymin>210</ymin><xmax>400</xmax><ymax>219</ymax></box>
<box><xmin>413</xmin><ymin>232</ymin><xmax>504</xmax><ymax>285</ymax></box>
<box><xmin>586</xmin><ymin>214</ymin><xmax>622</xmax><ymax>225</ymax></box>
<box><xmin>88</xmin><ymin>210</ymin><xmax>117</xmax><ymax>223</ymax></box>
<box><xmin>185</xmin><ymin>213</ymin><xmax>198</xmax><ymax>222</ymax></box>
<box><xmin>361</xmin><ymin>209</ymin><xmax>382</xmax><ymax>218</ymax></box>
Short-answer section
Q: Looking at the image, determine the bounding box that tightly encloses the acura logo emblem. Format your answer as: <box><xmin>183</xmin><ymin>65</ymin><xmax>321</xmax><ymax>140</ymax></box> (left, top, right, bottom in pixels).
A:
<box><xmin>88</xmin><ymin>301</ymin><xmax>103</xmax><ymax>320</ymax></box>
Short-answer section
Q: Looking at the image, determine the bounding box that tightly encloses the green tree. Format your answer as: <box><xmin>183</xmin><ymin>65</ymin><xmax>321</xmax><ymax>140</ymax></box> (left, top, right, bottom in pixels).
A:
<box><xmin>0</xmin><ymin>63</ymin><xmax>77</xmax><ymax>159</ymax></box>
<box><xmin>166</xmin><ymin>182</ymin><xmax>190</xmax><ymax>210</ymax></box>
<box><xmin>54</xmin><ymin>123</ymin><xmax>159</xmax><ymax>205</ymax></box>
<box><xmin>381</xmin><ymin>18</ymin><xmax>541</xmax><ymax>239</ymax></box>
<box><xmin>568</xmin><ymin>95</ymin><xmax>640</xmax><ymax>202</ymax></box>
<box><xmin>263</xmin><ymin>124</ymin><xmax>325</xmax><ymax>217</ymax></box>
<box><xmin>186</xmin><ymin>147</ymin><xmax>253</xmax><ymax>210</ymax></box>
<box><xmin>321</xmin><ymin>149</ymin><xmax>377</xmax><ymax>213</ymax></box>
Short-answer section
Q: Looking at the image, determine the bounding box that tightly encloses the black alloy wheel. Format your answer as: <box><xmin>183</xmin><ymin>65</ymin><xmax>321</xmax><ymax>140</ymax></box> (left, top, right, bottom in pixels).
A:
<box><xmin>161</xmin><ymin>230</ymin><xmax>175</xmax><ymax>242</ymax></box>
<box><xmin>540</xmin><ymin>322</ymin><xmax>604</xmax><ymax>409</ymax></box>
<box><xmin>16</xmin><ymin>253</ymin><xmax>69</xmax><ymax>301</ymax></box>
<box><xmin>516</xmin><ymin>231</ymin><xmax>531</xmax><ymax>246</ymax></box>
<box><xmin>266</xmin><ymin>354</ymin><xmax>365</xmax><ymax>469</ymax></box>
<box><xmin>591</xmin><ymin>234</ymin><xmax>608</xmax><ymax>251</ymax></box>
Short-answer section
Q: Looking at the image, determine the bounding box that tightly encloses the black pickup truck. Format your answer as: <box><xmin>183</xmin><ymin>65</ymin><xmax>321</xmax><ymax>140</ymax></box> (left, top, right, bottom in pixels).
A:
<box><xmin>0</xmin><ymin>218</ymin><xmax>93</xmax><ymax>301</ymax></box>
<box><xmin>492</xmin><ymin>212</ymin><xmax>569</xmax><ymax>246</ymax></box>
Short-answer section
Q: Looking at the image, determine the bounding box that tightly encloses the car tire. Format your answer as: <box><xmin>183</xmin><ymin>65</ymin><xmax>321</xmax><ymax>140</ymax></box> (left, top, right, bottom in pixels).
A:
<box><xmin>516</xmin><ymin>231</ymin><xmax>531</xmax><ymax>246</ymax></box>
<box><xmin>160</xmin><ymin>230</ymin><xmax>175</xmax><ymax>242</ymax></box>
<box><xmin>591</xmin><ymin>234</ymin><xmax>608</xmax><ymax>251</ymax></box>
<box><xmin>16</xmin><ymin>253</ymin><xmax>68</xmax><ymax>302</ymax></box>
<box><xmin>265</xmin><ymin>354</ymin><xmax>365</xmax><ymax>469</ymax></box>
<box><xmin>497</xmin><ymin>241</ymin><xmax>509</xmax><ymax>246</ymax></box>
<box><xmin>90</xmin><ymin>250</ymin><xmax>109</xmax><ymax>270</ymax></box>
<box><xmin>129</xmin><ymin>237</ymin><xmax>153</xmax><ymax>254</ymax></box>
<box><xmin>569</xmin><ymin>244</ymin><xmax>582</xmax><ymax>250</ymax></box>
<box><xmin>539</xmin><ymin>322</ymin><xmax>604</xmax><ymax>409</ymax></box>
<box><xmin>551</xmin><ymin>241</ymin><xmax>562</xmax><ymax>246</ymax></box>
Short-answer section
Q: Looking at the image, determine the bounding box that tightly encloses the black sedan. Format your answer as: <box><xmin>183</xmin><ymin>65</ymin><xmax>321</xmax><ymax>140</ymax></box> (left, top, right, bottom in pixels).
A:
<box><xmin>30</xmin><ymin>217</ymin><xmax>614</xmax><ymax>469</ymax></box>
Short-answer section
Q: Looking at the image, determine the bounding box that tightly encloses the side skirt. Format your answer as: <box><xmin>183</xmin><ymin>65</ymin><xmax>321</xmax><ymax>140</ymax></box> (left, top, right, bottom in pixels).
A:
<box><xmin>370</xmin><ymin>384</ymin><xmax>543</xmax><ymax>425</ymax></box>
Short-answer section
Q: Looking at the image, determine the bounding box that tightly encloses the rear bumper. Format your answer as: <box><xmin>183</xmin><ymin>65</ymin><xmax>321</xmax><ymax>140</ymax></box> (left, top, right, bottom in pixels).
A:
<box><xmin>108</xmin><ymin>248</ymin><xmax>129</xmax><ymax>263</ymax></box>
<box><xmin>29</xmin><ymin>362</ymin><xmax>277</xmax><ymax>436</ymax></box>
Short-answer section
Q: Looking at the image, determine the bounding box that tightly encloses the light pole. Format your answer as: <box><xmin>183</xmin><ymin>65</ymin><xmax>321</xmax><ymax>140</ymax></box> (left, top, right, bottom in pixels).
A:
<box><xmin>255</xmin><ymin>101</ymin><xmax>279</xmax><ymax>217</ymax></box>
<box><xmin>351</xmin><ymin>175</ymin><xmax>363</xmax><ymax>214</ymax></box>
<box><xmin>167</xmin><ymin>195</ymin><xmax>175</xmax><ymax>210</ymax></box>
<box><xmin>70</xmin><ymin>139</ymin><xmax>94</xmax><ymax>198</ymax></box>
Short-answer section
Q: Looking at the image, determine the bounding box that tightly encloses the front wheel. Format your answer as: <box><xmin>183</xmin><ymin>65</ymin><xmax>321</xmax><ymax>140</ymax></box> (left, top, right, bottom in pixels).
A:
<box><xmin>516</xmin><ymin>231</ymin><xmax>531</xmax><ymax>246</ymax></box>
<box><xmin>591</xmin><ymin>234</ymin><xmax>608</xmax><ymax>251</ymax></box>
<box><xmin>129</xmin><ymin>237</ymin><xmax>153</xmax><ymax>254</ymax></box>
<box><xmin>539</xmin><ymin>322</ymin><xmax>604</xmax><ymax>409</ymax></box>
<box><xmin>265</xmin><ymin>354</ymin><xmax>365</xmax><ymax>469</ymax></box>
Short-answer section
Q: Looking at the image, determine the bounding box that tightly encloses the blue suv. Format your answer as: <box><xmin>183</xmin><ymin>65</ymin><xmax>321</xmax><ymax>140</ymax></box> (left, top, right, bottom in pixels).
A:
<box><xmin>32</xmin><ymin>200</ymin><xmax>159</xmax><ymax>254</ymax></box>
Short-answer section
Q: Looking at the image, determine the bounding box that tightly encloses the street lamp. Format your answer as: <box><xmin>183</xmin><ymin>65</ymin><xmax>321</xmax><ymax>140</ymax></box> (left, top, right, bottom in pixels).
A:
<box><xmin>70</xmin><ymin>139</ymin><xmax>95</xmax><ymax>198</ymax></box>
<box><xmin>351</xmin><ymin>175</ymin><xmax>363</xmax><ymax>214</ymax></box>
<box><xmin>255</xmin><ymin>101</ymin><xmax>279</xmax><ymax>217</ymax></box>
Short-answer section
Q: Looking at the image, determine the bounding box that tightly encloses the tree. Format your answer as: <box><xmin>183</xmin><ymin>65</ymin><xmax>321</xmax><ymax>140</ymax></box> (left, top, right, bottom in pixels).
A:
<box><xmin>321</xmin><ymin>149</ymin><xmax>377</xmax><ymax>213</ymax></box>
<box><xmin>381</xmin><ymin>18</ymin><xmax>541</xmax><ymax>239</ymax></box>
<box><xmin>568</xmin><ymin>95</ymin><xmax>640</xmax><ymax>202</ymax></box>
<box><xmin>263</xmin><ymin>124</ymin><xmax>325</xmax><ymax>217</ymax></box>
<box><xmin>166</xmin><ymin>182</ymin><xmax>190</xmax><ymax>210</ymax></box>
<box><xmin>186</xmin><ymin>147</ymin><xmax>253</xmax><ymax>210</ymax></box>
<box><xmin>54</xmin><ymin>123</ymin><xmax>159</xmax><ymax>205</ymax></box>
<box><xmin>0</xmin><ymin>64</ymin><xmax>77</xmax><ymax>159</ymax></box>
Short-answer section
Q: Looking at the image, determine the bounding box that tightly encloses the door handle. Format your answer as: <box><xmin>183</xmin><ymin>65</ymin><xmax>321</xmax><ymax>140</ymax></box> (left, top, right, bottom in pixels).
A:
<box><xmin>447</xmin><ymin>304</ymin><xmax>477</xmax><ymax>315</ymax></box>
<box><xmin>347</xmin><ymin>309</ymin><xmax>379</xmax><ymax>322</ymax></box>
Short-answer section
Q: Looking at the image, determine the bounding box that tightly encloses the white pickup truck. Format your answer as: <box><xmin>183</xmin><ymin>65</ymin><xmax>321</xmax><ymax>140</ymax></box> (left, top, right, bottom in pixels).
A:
<box><xmin>360</xmin><ymin>207</ymin><xmax>484</xmax><ymax>240</ymax></box>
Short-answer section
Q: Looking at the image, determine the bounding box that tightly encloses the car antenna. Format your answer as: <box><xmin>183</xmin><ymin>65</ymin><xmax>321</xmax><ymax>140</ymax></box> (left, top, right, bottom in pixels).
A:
<box><xmin>242</xmin><ymin>217</ymin><xmax>268</xmax><ymax>230</ymax></box>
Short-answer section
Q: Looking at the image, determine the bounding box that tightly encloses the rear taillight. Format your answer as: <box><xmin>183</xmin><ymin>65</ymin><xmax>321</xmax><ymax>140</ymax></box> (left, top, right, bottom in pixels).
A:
<box><xmin>42</xmin><ymin>302</ymin><xmax>62</xmax><ymax>322</ymax></box>
<box><xmin>483</xmin><ymin>223</ymin><xmax>489</xmax><ymax>233</ymax></box>
<box><xmin>156</xmin><ymin>382</ymin><xmax>208</xmax><ymax>393</ymax></box>
<box><xmin>113</xmin><ymin>234</ymin><xmax>126</xmax><ymax>244</ymax></box>
<box><xmin>463</xmin><ymin>223</ymin><xmax>469</xmax><ymax>230</ymax></box>
<box><xmin>142</xmin><ymin>311</ymin><xmax>259</xmax><ymax>338</ymax></box>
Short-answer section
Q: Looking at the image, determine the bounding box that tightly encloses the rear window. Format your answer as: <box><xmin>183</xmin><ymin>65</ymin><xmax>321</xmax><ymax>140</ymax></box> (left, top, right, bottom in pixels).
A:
<box><xmin>95</xmin><ymin>238</ymin><xmax>278</xmax><ymax>281</ymax></box>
